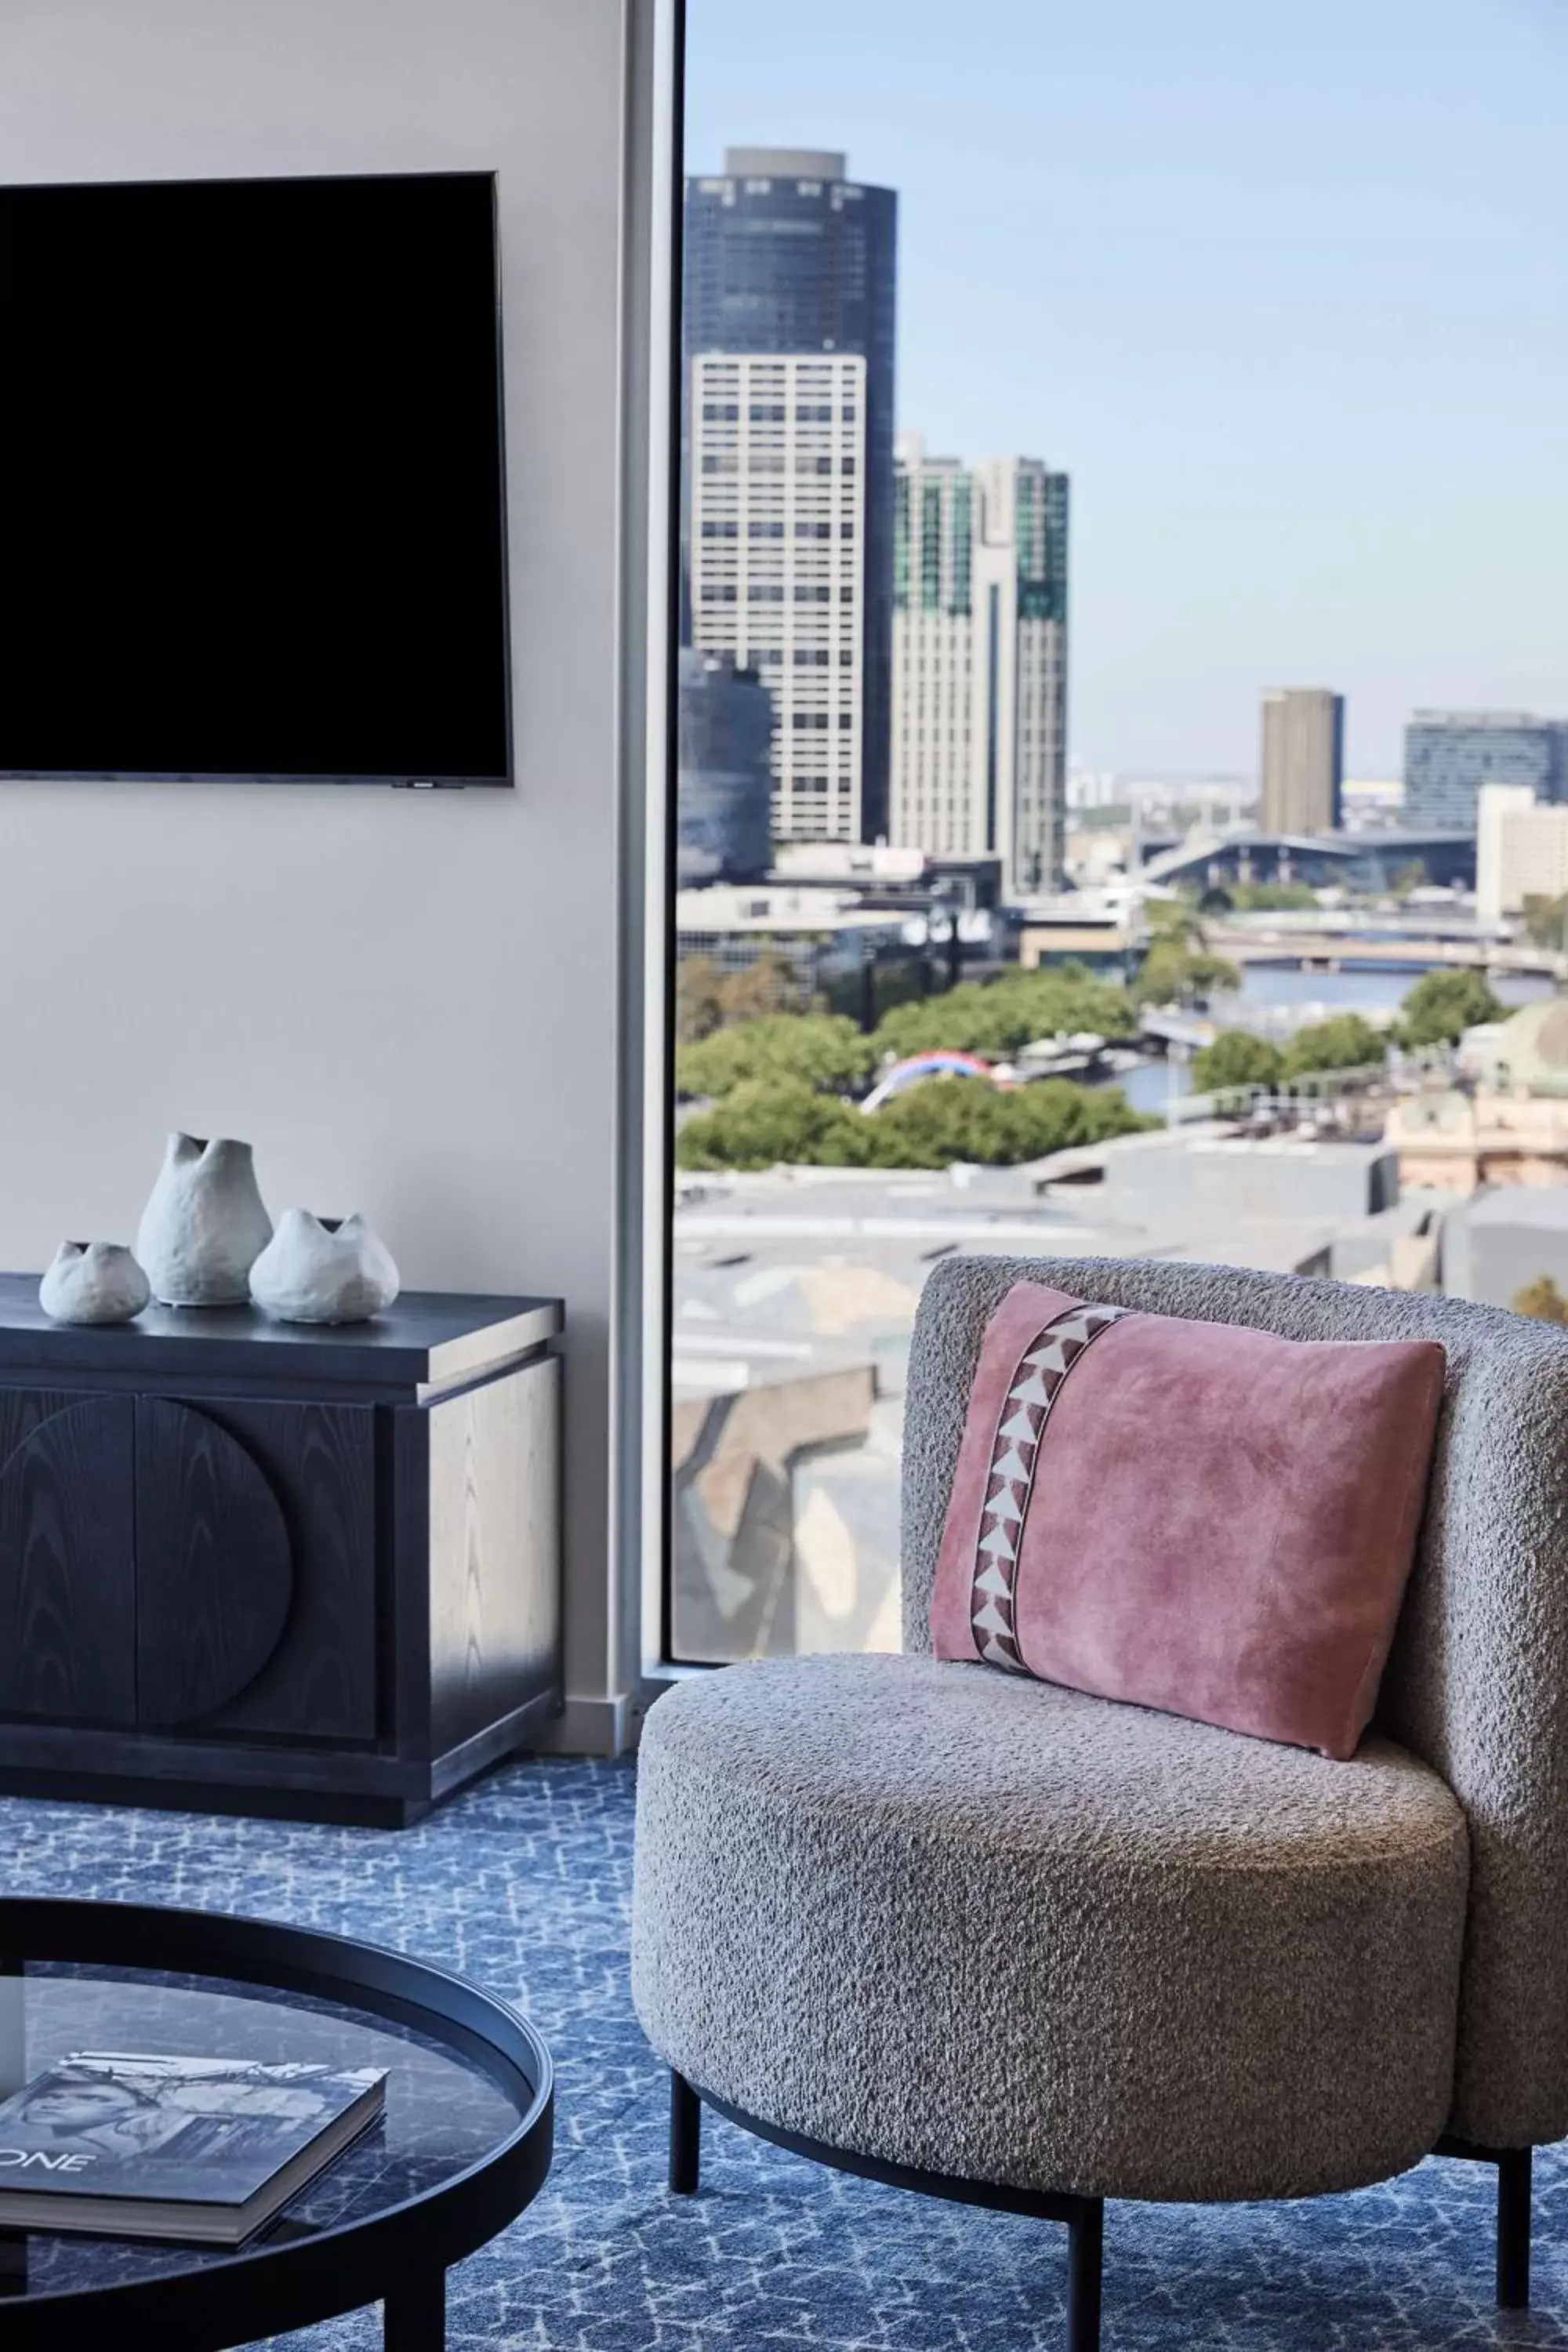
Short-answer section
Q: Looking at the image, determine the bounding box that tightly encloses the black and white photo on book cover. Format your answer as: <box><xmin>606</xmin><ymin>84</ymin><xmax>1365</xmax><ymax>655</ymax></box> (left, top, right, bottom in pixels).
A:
<box><xmin>0</xmin><ymin>2052</ymin><xmax>385</xmax><ymax>2206</ymax></box>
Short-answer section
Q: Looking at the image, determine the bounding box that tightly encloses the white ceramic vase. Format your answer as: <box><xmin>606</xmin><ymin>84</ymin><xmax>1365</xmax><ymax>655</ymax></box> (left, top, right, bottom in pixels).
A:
<box><xmin>38</xmin><ymin>1241</ymin><xmax>151</xmax><ymax>1326</ymax></box>
<box><xmin>249</xmin><ymin>1211</ymin><xmax>400</xmax><ymax>1325</ymax></box>
<box><xmin>136</xmin><ymin>1134</ymin><xmax>274</xmax><ymax>1307</ymax></box>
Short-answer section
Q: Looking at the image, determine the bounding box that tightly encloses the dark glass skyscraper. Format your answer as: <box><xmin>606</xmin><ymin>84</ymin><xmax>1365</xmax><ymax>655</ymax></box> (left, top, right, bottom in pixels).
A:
<box><xmin>684</xmin><ymin>148</ymin><xmax>898</xmax><ymax>844</ymax></box>
<box><xmin>676</xmin><ymin>651</ymin><xmax>773</xmax><ymax>885</ymax></box>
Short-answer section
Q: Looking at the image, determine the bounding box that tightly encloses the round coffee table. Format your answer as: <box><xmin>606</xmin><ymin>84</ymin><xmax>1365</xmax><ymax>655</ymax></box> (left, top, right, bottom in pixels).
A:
<box><xmin>0</xmin><ymin>1896</ymin><xmax>553</xmax><ymax>2348</ymax></box>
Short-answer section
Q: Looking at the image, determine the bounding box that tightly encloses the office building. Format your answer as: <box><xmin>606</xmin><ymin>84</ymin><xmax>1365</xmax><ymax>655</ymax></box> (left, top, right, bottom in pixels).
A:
<box><xmin>1404</xmin><ymin>711</ymin><xmax>1568</xmax><ymax>832</ymax></box>
<box><xmin>890</xmin><ymin>436</ymin><xmax>1069</xmax><ymax>900</ymax></box>
<box><xmin>1260</xmin><ymin>689</ymin><xmax>1345</xmax><ymax>833</ymax></box>
<box><xmin>1476</xmin><ymin>782</ymin><xmax>1568</xmax><ymax>927</ymax></box>
<box><xmin>684</xmin><ymin>150</ymin><xmax>897</xmax><ymax>842</ymax></box>
<box><xmin>675</xmin><ymin>651</ymin><xmax>773</xmax><ymax>885</ymax></box>
<box><xmin>688</xmin><ymin>350</ymin><xmax>867</xmax><ymax>841</ymax></box>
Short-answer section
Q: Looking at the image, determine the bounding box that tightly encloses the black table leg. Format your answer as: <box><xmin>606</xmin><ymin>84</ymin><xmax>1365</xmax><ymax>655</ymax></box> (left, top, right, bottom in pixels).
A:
<box><xmin>1497</xmin><ymin>2147</ymin><xmax>1532</xmax><ymax>2309</ymax></box>
<box><xmin>385</xmin><ymin>2264</ymin><xmax>445</xmax><ymax>2350</ymax></box>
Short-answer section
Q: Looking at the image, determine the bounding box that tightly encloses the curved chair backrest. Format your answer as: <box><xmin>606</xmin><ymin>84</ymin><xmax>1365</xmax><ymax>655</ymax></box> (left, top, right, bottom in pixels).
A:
<box><xmin>902</xmin><ymin>1253</ymin><xmax>1568</xmax><ymax>2150</ymax></box>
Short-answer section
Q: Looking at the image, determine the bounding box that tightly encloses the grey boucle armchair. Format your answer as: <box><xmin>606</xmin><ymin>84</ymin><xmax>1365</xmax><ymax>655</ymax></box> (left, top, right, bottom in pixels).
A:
<box><xmin>633</xmin><ymin>1257</ymin><xmax>1568</xmax><ymax>2349</ymax></box>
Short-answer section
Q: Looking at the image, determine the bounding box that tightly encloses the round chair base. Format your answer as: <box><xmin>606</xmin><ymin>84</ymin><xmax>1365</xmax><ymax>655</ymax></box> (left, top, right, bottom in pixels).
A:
<box><xmin>633</xmin><ymin>1653</ymin><xmax>1469</xmax><ymax>2205</ymax></box>
<box><xmin>665</xmin><ymin>2071</ymin><xmax>1533</xmax><ymax>2352</ymax></box>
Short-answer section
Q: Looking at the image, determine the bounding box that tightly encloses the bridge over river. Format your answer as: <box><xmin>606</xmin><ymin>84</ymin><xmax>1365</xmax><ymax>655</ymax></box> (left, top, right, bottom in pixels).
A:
<box><xmin>1203</xmin><ymin>927</ymin><xmax>1567</xmax><ymax>982</ymax></box>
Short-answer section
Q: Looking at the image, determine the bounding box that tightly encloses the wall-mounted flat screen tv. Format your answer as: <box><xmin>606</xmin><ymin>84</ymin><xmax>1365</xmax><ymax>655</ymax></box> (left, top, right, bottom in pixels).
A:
<box><xmin>0</xmin><ymin>172</ymin><xmax>510</xmax><ymax>785</ymax></box>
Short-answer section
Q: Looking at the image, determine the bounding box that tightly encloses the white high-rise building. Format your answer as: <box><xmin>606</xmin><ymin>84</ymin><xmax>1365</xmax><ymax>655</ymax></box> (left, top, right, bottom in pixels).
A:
<box><xmin>890</xmin><ymin>435</ymin><xmax>1069</xmax><ymax>901</ymax></box>
<box><xmin>1477</xmin><ymin>782</ymin><xmax>1568</xmax><ymax>927</ymax></box>
<box><xmin>688</xmin><ymin>351</ymin><xmax>867</xmax><ymax>843</ymax></box>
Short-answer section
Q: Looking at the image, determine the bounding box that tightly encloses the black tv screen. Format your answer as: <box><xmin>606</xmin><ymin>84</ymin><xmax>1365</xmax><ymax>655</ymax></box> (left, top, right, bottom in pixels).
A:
<box><xmin>0</xmin><ymin>172</ymin><xmax>510</xmax><ymax>785</ymax></box>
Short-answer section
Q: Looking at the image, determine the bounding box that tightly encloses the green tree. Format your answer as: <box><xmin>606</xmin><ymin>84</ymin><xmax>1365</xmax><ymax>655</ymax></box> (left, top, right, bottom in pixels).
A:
<box><xmin>1143</xmin><ymin>896</ymin><xmax>1206</xmax><ymax>942</ymax></box>
<box><xmin>676</xmin><ymin>956</ymin><xmax>726</xmax><ymax>1046</ymax></box>
<box><xmin>675</xmin><ymin>1077</ymin><xmax>870</xmax><ymax>1171</ymax></box>
<box><xmin>675</xmin><ymin>1072</ymin><xmax>1153</xmax><ymax>1172</ymax></box>
<box><xmin>1227</xmin><ymin>880</ymin><xmax>1319</xmax><ymax>912</ymax></box>
<box><xmin>1192</xmin><ymin>1030</ymin><xmax>1287</xmax><ymax>1092</ymax></box>
<box><xmin>676</xmin><ymin>949</ymin><xmax>822</xmax><ymax>1045</ymax></box>
<box><xmin>1521</xmin><ymin>895</ymin><xmax>1568</xmax><ymax>953</ymax></box>
<box><xmin>874</xmin><ymin>965</ymin><xmax>1138</xmax><ymax>1061</ymax></box>
<box><xmin>1513</xmin><ymin>1275</ymin><xmax>1568</xmax><ymax>1327</ymax></box>
<box><xmin>676</xmin><ymin>1014</ymin><xmax>877</xmax><ymax>1101</ymax></box>
<box><xmin>715</xmin><ymin>948</ymin><xmax>816</xmax><ymax>1025</ymax></box>
<box><xmin>1396</xmin><ymin>967</ymin><xmax>1507</xmax><ymax>1049</ymax></box>
<box><xmin>1127</xmin><ymin>895</ymin><xmax>1241</xmax><ymax>1004</ymax></box>
<box><xmin>860</xmin><ymin>1076</ymin><xmax>1151</xmax><ymax>1169</ymax></box>
<box><xmin>823</xmin><ymin>954</ymin><xmax>930</xmax><ymax>1026</ymax></box>
<box><xmin>1133</xmin><ymin>939</ymin><xmax>1241</xmax><ymax>1007</ymax></box>
<box><xmin>1283</xmin><ymin>1014</ymin><xmax>1385</xmax><ymax>1076</ymax></box>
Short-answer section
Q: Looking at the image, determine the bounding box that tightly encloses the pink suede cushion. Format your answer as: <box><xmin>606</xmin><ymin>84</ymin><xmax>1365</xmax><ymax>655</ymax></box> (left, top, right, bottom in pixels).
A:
<box><xmin>930</xmin><ymin>1283</ymin><xmax>1446</xmax><ymax>1759</ymax></box>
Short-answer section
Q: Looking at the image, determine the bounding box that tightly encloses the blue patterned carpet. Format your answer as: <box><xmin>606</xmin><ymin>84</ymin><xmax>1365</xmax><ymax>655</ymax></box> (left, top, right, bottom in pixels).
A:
<box><xmin>2</xmin><ymin>1757</ymin><xmax>1565</xmax><ymax>2350</ymax></box>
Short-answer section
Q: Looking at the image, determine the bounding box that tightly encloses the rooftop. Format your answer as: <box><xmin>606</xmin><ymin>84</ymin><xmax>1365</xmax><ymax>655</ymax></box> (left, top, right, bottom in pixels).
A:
<box><xmin>672</xmin><ymin>1134</ymin><xmax>1403</xmax><ymax>1399</ymax></box>
<box><xmin>722</xmin><ymin>147</ymin><xmax>848</xmax><ymax>181</ymax></box>
<box><xmin>675</xmin><ymin>883</ymin><xmax>909</xmax><ymax>937</ymax></box>
<box><xmin>1410</xmin><ymin>710</ymin><xmax>1568</xmax><ymax>729</ymax></box>
<box><xmin>1463</xmin><ymin>1185</ymin><xmax>1568</xmax><ymax>1232</ymax></box>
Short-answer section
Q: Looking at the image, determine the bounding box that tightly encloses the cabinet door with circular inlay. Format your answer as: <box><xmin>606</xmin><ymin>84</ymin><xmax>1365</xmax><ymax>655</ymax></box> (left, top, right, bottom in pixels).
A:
<box><xmin>134</xmin><ymin>1395</ymin><xmax>377</xmax><ymax>1741</ymax></box>
<box><xmin>133</xmin><ymin>1398</ymin><xmax>296</xmax><ymax>1730</ymax></box>
<box><xmin>0</xmin><ymin>1390</ymin><xmax>136</xmax><ymax>1726</ymax></box>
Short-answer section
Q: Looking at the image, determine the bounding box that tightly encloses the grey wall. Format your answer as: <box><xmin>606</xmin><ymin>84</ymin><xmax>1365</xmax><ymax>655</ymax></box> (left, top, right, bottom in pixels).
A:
<box><xmin>0</xmin><ymin>0</ymin><xmax>655</xmax><ymax>1738</ymax></box>
<box><xmin>1443</xmin><ymin>1191</ymin><xmax>1568</xmax><ymax>1312</ymax></box>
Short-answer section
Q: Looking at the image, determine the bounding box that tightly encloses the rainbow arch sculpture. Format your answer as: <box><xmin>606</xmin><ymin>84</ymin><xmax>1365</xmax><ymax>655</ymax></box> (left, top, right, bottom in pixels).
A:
<box><xmin>861</xmin><ymin>1051</ymin><xmax>996</xmax><ymax>1114</ymax></box>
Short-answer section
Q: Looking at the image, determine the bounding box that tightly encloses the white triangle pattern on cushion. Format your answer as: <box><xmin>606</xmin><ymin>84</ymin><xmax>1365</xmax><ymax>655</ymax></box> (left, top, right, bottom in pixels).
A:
<box><xmin>968</xmin><ymin>1301</ymin><xmax>1129</xmax><ymax>1674</ymax></box>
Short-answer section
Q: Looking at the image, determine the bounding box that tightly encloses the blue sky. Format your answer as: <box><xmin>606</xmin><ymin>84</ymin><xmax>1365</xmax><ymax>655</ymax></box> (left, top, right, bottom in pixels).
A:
<box><xmin>686</xmin><ymin>0</ymin><xmax>1568</xmax><ymax>780</ymax></box>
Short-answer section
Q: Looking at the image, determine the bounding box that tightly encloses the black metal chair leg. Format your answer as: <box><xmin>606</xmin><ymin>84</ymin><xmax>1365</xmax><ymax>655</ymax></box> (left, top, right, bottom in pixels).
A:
<box><xmin>1436</xmin><ymin>2132</ymin><xmax>1534</xmax><ymax>2312</ymax></box>
<box><xmin>1497</xmin><ymin>2146</ymin><xmax>1531</xmax><ymax>2308</ymax></box>
<box><xmin>670</xmin><ymin>2068</ymin><xmax>702</xmax><ymax>2194</ymax></box>
<box><xmin>1066</xmin><ymin>2197</ymin><xmax>1103</xmax><ymax>2352</ymax></box>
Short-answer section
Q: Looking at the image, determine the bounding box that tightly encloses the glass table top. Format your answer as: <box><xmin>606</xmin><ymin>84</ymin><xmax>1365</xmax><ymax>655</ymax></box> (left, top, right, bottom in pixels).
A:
<box><xmin>0</xmin><ymin>1958</ymin><xmax>532</xmax><ymax>2299</ymax></box>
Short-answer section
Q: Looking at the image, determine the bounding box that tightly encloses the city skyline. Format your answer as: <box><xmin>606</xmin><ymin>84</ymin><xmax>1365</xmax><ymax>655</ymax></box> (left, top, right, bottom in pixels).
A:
<box><xmin>686</xmin><ymin>0</ymin><xmax>1568</xmax><ymax>782</ymax></box>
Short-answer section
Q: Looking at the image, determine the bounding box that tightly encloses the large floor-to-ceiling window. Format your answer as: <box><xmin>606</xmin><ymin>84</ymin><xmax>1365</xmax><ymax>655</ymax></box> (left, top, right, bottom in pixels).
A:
<box><xmin>664</xmin><ymin>0</ymin><xmax>1568</xmax><ymax>1665</ymax></box>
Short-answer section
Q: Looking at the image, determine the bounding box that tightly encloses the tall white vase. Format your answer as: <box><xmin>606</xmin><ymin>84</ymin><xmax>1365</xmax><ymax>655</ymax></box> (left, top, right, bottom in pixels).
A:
<box><xmin>136</xmin><ymin>1134</ymin><xmax>274</xmax><ymax>1307</ymax></box>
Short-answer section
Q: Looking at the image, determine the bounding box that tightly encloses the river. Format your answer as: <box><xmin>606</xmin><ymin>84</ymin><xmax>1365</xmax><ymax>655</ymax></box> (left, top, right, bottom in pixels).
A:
<box><xmin>1105</xmin><ymin>964</ymin><xmax>1555</xmax><ymax>1116</ymax></box>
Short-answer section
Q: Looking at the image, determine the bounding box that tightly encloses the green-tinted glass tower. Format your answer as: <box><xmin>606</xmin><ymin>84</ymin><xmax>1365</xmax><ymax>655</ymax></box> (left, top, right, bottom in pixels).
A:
<box><xmin>891</xmin><ymin>437</ymin><xmax>1069</xmax><ymax>898</ymax></box>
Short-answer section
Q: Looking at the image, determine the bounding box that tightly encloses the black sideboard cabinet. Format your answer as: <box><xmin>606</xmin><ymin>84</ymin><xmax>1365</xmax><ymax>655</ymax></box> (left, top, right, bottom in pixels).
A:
<box><xmin>0</xmin><ymin>1282</ymin><xmax>562</xmax><ymax>1824</ymax></box>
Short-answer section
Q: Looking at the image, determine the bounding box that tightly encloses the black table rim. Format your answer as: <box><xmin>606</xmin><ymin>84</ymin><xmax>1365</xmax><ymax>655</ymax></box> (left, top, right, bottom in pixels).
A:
<box><xmin>0</xmin><ymin>1896</ymin><xmax>553</xmax><ymax>2347</ymax></box>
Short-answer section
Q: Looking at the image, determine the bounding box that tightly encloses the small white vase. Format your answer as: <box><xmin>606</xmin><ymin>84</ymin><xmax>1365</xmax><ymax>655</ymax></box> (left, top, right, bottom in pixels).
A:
<box><xmin>39</xmin><ymin>1241</ymin><xmax>151</xmax><ymax>1326</ymax></box>
<box><xmin>136</xmin><ymin>1134</ymin><xmax>274</xmax><ymax>1307</ymax></box>
<box><xmin>249</xmin><ymin>1211</ymin><xmax>400</xmax><ymax>1324</ymax></box>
